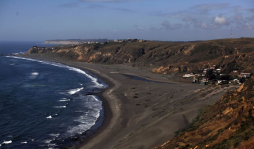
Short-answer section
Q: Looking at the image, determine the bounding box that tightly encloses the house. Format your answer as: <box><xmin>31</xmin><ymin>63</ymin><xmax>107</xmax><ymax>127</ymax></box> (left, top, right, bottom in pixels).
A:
<box><xmin>216</xmin><ymin>69</ymin><xmax>221</xmax><ymax>73</ymax></box>
<box><xmin>203</xmin><ymin>77</ymin><xmax>209</xmax><ymax>82</ymax></box>
<box><xmin>203</xmin><ymin>69</ymin><xmax>207</xmax><ymax>73</ymax></box>
<box><xmin>217</xmin><ymin>80</ymin><xmax>229</xmax><ymax>85</ymax></box>
<box><xmin>192</xmin><ymin>79</ymin><xmax>199</xmax><ymax>83</ymax></box>
<box><xmin>183</xmin><ymin>73</ymin><xmax>195</xmax><ymax>78</ymax></box>
<box><xmin>239</xmin><ymin>73</ymin><xmax>251</xmax><ymax>78</ymax></box>
<box><xmin>210</xmin><ymin>65</ymin><xmax>216</xmax><ymax>69</ymax></box>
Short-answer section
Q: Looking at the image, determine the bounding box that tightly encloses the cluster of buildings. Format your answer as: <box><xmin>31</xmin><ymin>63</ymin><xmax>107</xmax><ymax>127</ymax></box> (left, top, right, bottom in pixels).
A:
<box><xmin>183</xmin><ymin>65</ymin><xmax>251</xmax><ymax>85</ymax></box>
<box><xmin>113</xmin><ymin>39</ymin><xmax>146</xmax><ymax>43</ymax></box>
<box><xmin>85</xmin><ymin>41</ymin><xmax>105</xmax><ymax>44</ymax></box>
<box><xmin>80</xmin><ymin>39</ymin><xmax>146</xmax><ymax>44</ymax></box>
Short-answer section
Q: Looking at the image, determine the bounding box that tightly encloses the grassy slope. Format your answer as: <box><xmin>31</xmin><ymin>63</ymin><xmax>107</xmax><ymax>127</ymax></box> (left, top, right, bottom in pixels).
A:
<box><xmin>154</xmin><ymin>76</ymin><xmax>254</xmax><ymax>149</ymax></box>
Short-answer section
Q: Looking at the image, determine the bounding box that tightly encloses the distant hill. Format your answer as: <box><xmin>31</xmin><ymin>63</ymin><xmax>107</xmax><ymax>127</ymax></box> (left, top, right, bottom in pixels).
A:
<box><xmin>44</xmin><ymin>39</ymin><xmax>109</xmax><ymax>44</ymax></box>
<box><xmin>28</xmin><ymin>38</ymin><xmax>254</xmax><ymax>75</ymax></box>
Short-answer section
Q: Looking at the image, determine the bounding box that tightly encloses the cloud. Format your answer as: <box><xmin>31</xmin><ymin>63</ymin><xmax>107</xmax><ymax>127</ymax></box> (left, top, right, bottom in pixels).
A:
<box><xmin>159</xmin><ymin>21</ymin><xmax>183</xmax><ymax>30</ymax></box>
<box><xmin>150</xmin><ymin>3</ymin><xmax>251</xmax><ymax>31</ymax></box>
<box><xmin>113</xmin><ymin>7</ymin><xmax>135</xmax><ymax>12</ymax></box>
<box><xmin>134</xmin><ymin>25</ymin><xmax>145</xmax><ymax>31</ymax></box>
<box><xmin>191</xmin><ymin>3</ymin><xmax>229</xmax><ymax>14</ymax></box>
<box><xmin>214</xmin><ymin>16</ymin><xmax>228</xmax><ymax>25</ymax></box>
<box><xmin>194</xmin><ymin>22</ymin><xmax>220</xmax><ymax>29</ymax></box>
<box><xmin>150</xmin><ymin>21</ymin><xmax>184</xmax><ymax>31</ymax></box>
<box><xmin>248</xmin><ymin>8</ymin><xmax>254</xmax><ymax>13</ymax></box>
<box><xmin>162</xmin><ymin>21</ymin><xmax>183</xmax><ymax>30</ymax></box>
<box><xmin>86</xmin><ymin>4</ymin><xmax>135</xmax><ymax>12</ymax></box>
<box><xmin>59</xmin><ymin>3</ymin><xmax>79</xmax><ymax>8</ymax></box>
<box><xmin>247</xmin><ymin>15</ymin><xmax>254</xmax><ymax>21</ymax></box>
<box><xmin>231</xmin><ymin>6</ymin><xmax>246</xmax><ymax>13</ymax></box>
<box><xmin>234</xmin><ymin>13</ymin><xmax>242</xmax><ymax>21</ymax></box>
<box><xmin>87</xmin><ymin>4</ymin><xmax>105</xmax><ymax>9</ymax></box>
<box><xmin>243</xmin><ymin>23</ymin><xmax>253</xmax><ymax>30</ymax></box>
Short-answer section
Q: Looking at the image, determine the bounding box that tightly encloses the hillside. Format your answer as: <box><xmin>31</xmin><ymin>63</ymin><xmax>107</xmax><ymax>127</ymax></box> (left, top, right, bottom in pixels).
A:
<box><xmin>27</xmin><ymin>38</ymin><xmax>254</xmax><ymax>75</ymax></box>
<box><xmin>154</xmin><ymin>76</ymin><xmax>254</xmax><ymax>149</ymax></box>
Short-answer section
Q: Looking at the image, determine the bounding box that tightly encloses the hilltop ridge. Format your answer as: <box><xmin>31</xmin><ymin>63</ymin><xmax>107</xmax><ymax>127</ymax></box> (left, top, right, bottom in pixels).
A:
<box><xmin>28</xmin><ymin>38</ymin><xmax>254</xmax><ymax>76</ymax></box>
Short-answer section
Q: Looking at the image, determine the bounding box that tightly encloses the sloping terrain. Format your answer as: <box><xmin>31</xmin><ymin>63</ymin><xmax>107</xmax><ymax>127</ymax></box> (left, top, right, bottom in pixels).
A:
<box><xmin>27</xmin><ymin>38</ymin><xmax>254</xmax><ymax>74</ymax></box>
<box><xmin>154</xmin><ymin>76</ymin><xmax>254</xmax><ymax>149</ymax></box>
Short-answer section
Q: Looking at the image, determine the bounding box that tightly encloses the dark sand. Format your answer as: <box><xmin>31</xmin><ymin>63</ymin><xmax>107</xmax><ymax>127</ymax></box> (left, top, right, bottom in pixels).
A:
<box><xmin>20</xmin><ymin>54</ymin><xmax>239</xmax><ymax>149</ymax></box>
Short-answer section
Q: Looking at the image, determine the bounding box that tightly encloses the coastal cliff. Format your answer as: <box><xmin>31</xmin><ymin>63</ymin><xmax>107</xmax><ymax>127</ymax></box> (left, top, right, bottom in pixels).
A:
<box><xmin>28</xmin><ymin>38</ymin><xmax>254</xmax><ymax>74</ymax></box>
<box><xmin>154</xmin><ymin>76</ymin><xmax>254</xmax><ymax>149</ymax></box>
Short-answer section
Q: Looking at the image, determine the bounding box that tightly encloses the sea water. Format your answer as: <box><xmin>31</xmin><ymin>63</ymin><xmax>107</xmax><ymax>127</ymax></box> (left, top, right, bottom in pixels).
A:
<box><xmin>0</xmin><ymin>41</ymin><xmax>106</xmax><ymax>148</ymax></box>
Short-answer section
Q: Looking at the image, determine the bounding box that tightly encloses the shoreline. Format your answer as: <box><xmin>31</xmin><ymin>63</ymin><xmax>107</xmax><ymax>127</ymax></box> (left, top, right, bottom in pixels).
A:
<box><xmin>18</xmin><ymin>54</ymin><xmax>239</xmax><ymax>149</ymax></box>
<box><xmin>15</xmin><ymin>54</ymin><xmax>118</xmax><ymax>148</ymax></box>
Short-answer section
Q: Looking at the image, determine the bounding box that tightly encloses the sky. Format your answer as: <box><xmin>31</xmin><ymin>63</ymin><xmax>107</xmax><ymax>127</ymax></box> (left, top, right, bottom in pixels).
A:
<box><xmin>0</xmin><ymin>0</ymin><xmax>254</xmax><ymax>41</ymax></box>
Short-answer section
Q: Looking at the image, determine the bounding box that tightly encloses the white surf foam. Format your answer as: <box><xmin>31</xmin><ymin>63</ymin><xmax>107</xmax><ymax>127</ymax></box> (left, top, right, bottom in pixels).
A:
<box><xmin>59</xmin><ymin>98</ymin><xmax>70</xmax><ymax>102</ymax></box>
<box><xmin>7</xmin><ymin>56</ymin><xmax>105</xmax><ymax>88</ymax></box>
<box><xmin>68</xmin><ymin>87</ymin><xmax>83</xmax><ymax>95</ymax></box>
<box><xmin>67</xmin><ymin>95</ymin><xmax>103</xmax><ymax>136</ymax></box>
<box><xmin>2</xmin><ymin>140</ymin><xmax>12</xmax><ymax>144</ymax></box>
<box><xmin>46</xmin><ymin>115</ymin><xmax>52</xmax><ymax>119</ymax></box>
<box><xmin>44</xmin><ymin>140</ymin><xmax>51</xmax><ymax>143</ymax></box>
<box><xmin>49</xmin><ymin>134</ymin><xmax>60</xmax><ymax>138</ymax></box>
<box><xmin>30</xmin><ymin>72</ymin><xmax>39</xmax><ymax>79</ymax></box>
<box><xmin>54</xmin><ymin>106</ymin><xmax>66</xmax><ymax>108</ymax></box>
<box><xmin>90</xmin><ymin>95</ymin><xmax>99</xmax><ymax>102</ymax></box>
<box><xmin>12</xmin><ymin>51</ymin><xmax>25</xmax><ymax>55</ymax></box>
<box><xmin>21</xmin><ymin>141</ymin><xmax>27</xmax><ymax>144</ymax></box>
<box><xmin>31</xmin><ymin>72</ymin><xmax>39</xmax><ymax>76</ymax></box>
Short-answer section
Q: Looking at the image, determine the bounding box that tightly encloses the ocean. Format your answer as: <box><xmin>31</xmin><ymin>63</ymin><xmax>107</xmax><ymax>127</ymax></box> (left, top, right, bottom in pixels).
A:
<box><xmin>0</xmin><ymin>41</ymin><xmax>106</xmax><ymax>148</ymax></box>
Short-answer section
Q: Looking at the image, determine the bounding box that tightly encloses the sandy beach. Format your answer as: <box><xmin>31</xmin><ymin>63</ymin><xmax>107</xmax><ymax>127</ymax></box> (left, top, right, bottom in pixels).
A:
<box><xmin>20</xmin><ymin>54</ymin><xmax>238</xmax><ymax>149</ymax></box>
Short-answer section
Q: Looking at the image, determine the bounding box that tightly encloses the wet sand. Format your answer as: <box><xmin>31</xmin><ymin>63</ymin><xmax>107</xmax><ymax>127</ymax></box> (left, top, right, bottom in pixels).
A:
<box><xmin>20</xmin><ymin>54</ymin><xmax>238</xmax><ymax>149</ymax></box>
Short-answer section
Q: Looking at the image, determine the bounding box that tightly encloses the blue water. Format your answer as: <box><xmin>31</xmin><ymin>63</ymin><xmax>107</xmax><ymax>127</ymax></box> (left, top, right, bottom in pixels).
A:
<box><xmin>0</xmin><ymin>42</ymin><xmax>106</xmax><ymax>148</ymax></box>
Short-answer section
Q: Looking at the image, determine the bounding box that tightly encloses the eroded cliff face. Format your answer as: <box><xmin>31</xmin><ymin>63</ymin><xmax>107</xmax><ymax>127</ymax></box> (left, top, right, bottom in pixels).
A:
<box><xmin>151</xmin><ymin>52</ymin><xmax>254</xmax><ymax>74</ymax></box>
<box><xmin>154</xmin><ymin>76</ymin><xmax>254</xmax><ymax>149</ymax></box>
<box><xmin>27</xmin><ymin>38</ymin><xmax>254</xmax><ymax>74</ymax></box>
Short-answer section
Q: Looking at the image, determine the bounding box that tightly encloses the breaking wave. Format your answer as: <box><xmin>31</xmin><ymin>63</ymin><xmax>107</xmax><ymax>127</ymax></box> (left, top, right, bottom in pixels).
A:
<box><xmin>6</xmin><ymin>56</ymin><xmax>105</xmax><ymax>88</ymax></box>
